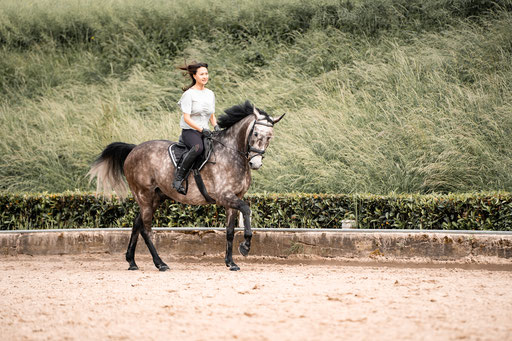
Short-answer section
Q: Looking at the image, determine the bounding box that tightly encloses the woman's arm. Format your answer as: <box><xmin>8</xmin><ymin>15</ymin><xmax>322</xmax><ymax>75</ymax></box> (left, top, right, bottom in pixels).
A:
<box><xmin>183</xmin><ymin>113</ymin><xmax>204</xmax><ymax>132</ymax></box>
<box><xmin>209</xmin><ymin>113</ymin><xmax>217</xmax><ymax>127</ymax></box>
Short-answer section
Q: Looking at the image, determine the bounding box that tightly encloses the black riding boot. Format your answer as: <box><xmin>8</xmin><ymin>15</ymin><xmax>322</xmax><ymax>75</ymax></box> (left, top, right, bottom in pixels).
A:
<box><xmin>173</xmin><ymin>149</ymin><xmax>198</xmax><ymax>195</ymax></box>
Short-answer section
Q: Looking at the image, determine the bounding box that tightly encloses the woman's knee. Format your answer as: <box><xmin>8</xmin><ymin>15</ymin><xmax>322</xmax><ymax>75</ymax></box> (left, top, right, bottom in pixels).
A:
<box><xmin>191</xmin><ymin>143</ymin><xmax>204</xmax><ymax>156</ymax></box>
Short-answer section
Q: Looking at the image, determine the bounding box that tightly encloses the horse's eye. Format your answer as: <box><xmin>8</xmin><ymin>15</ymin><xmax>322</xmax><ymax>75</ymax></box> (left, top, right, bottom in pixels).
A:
<box><xmin>254</xmin><ymin>132</ymin><xmax>259</xmax><ymax>137</ymax></box>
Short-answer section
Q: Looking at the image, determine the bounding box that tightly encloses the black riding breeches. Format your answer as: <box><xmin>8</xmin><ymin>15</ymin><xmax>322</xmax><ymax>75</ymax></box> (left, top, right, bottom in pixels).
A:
<box><xmin>181</xmin><ymin>129</ymin><xmax>204</xmax><ymax>157</ymax></box>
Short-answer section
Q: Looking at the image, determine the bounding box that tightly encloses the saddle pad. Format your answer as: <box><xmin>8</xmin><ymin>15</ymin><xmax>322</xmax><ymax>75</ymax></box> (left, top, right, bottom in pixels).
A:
<box><xmin>169</xmin><ymin>142</ymin><xmax>188</xmax><ymax>168</ymax></box>
<box><xmin>168</xmin><ymin>139</ymin><xmax>212</xmax><ymax>171</ymax></box>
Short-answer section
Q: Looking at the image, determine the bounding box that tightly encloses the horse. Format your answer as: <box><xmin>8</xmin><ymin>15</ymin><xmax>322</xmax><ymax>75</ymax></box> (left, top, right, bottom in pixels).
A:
<box><xmin>88</xmin><ymin>100</ymin><xmax>285</xmax><ymax>271</ymax></box>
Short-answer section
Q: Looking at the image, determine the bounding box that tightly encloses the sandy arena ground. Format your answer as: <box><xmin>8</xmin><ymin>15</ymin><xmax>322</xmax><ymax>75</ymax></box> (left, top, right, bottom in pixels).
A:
<box><xmin>1</xmin><ymin>254</ymin><xmax>511</xmax><ymax>341</ymax></box>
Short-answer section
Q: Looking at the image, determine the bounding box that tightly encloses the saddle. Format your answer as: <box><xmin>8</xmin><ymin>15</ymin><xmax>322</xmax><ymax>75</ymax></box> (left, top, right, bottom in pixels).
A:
<box><xmin>168</xmin><ymin>135</ymin><xmax>215</xmax><ymax>203</ymax></box>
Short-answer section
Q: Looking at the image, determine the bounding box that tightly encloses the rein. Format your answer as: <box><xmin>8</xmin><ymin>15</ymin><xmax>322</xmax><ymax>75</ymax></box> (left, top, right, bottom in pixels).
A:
<box><xmin>210</xmin><ymin>136</ymin><xmax>246</xmax><ymax>159</ymax></box>
<box><xmin>211</xmin><ymin>117</ymin><xmax>274</xmax><ymax>161</ymax></box>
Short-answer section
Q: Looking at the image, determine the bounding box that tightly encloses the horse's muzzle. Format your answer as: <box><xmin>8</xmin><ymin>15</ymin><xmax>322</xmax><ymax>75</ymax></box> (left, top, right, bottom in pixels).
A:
<box><xmin>249</xmin><ymin>156</ymin><xmax>263</xmax><ymax>170</ymax></box>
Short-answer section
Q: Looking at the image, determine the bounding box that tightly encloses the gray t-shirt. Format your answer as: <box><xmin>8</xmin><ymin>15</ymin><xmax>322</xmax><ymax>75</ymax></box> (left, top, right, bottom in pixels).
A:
<box><xmin>177</xmin><ymin>88</ymin><xmax>215</xmax><ymax>130</ymax></box>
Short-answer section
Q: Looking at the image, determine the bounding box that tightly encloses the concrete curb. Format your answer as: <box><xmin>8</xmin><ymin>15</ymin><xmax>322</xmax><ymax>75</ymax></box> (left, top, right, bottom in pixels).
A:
<box><xmin>1</xmin><ymin>229</ymin><xmax>511</xmax><ymax>264</ymax></box>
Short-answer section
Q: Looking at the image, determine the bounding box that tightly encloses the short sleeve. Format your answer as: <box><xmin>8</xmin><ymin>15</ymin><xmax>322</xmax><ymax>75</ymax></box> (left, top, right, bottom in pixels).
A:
<box><xmin>212</xmin><ymin>91</ymin><xmax>215</xmax><ymax>113</ymax></box>
<box><xmin>178</xmin><ymin>90</ymin><xmax>192</xmax><ymax>114</ymax></box>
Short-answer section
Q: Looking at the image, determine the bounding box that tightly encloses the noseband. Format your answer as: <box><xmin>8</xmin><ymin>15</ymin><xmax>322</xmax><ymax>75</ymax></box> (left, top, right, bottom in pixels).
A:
<box><xmin>246</xmin><ymin>118</ymin><xmax>273</xmax><ymax>161</ymax></box>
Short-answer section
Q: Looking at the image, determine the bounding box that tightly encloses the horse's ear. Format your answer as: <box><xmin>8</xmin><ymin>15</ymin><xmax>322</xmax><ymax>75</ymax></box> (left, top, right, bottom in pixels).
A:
<box><xmin>272</xmin><ymin>113</ymin><xmax>286</xmax><ymax>124</ymax></box>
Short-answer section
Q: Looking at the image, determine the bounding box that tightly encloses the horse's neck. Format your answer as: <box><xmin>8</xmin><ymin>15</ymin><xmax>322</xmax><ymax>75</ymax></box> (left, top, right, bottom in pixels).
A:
<box><xmin>221</xmin><ymin>115</ymin><xmax>254</xmax><ymax>153</ymax></box>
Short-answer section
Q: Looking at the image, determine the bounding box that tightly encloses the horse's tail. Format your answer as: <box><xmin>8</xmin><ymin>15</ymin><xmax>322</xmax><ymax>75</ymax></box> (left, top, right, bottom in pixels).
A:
<box><xmin>87</xmin><ymin>142</ymin><xmax>136</xmax><ymax>199</ymax></box>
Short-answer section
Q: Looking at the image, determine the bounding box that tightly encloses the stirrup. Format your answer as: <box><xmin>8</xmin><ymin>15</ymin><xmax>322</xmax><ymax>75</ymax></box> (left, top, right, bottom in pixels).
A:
<box><xmin>173</xmin><ymin>180</ymin><xmax>186</xmax><ymax>195</ymax></box>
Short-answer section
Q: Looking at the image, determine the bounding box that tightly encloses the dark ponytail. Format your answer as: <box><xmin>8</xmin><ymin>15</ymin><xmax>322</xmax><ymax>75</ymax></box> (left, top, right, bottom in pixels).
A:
<box><xmin>178</xmin><ymin>62</ymin><xmax>209</xmax><ymax>92</ymax></box>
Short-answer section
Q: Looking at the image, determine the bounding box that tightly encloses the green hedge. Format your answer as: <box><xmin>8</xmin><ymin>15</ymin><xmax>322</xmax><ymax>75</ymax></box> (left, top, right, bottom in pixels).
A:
<box><xmin>1</xmin><ymin>192</ymin><xmax>511</xmax><ymax>231</ymax></box>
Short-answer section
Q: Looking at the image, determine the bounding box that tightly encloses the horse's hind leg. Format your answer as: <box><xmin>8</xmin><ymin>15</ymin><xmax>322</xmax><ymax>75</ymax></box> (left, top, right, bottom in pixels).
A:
<box><xmin>125</xmin><ymin>214</ymin><xmax>143</xmax><ymax>270</ymax></box>
<box><xmin>137</xmin><ymin>191</ymin><xmax>169</xmax><ymax>272</ymax></box>
<box><xmin>140</xmin><ymin>226</ymin><xmax>169</xmax><ymax>271</ymax></box>
<box><xmin>225</xmin><ymin>208</ymin><xmax>240</xmax><ymax>271</ymax></box>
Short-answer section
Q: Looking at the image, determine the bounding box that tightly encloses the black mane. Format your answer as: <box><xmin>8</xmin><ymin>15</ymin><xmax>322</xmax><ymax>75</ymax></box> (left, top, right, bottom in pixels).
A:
<box><xmin>218</xmin><ymin>100</ymin><xmax>272</xmax><ymax>129</ymax></box>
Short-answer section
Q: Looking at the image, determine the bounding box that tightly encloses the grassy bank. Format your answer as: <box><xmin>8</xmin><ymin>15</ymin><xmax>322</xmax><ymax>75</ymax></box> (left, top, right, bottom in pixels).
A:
<box><xmin>1</xmin><ymin>0</ymin><xmax>511</xmax><ymax>194</ymax></box>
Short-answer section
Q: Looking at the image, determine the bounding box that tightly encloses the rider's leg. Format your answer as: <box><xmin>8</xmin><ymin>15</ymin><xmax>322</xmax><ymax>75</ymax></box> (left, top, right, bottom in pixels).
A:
<box><xmin>173</xmin><ymin>129</ymin><xmax>204</xmax><ymax>194</ymax></box>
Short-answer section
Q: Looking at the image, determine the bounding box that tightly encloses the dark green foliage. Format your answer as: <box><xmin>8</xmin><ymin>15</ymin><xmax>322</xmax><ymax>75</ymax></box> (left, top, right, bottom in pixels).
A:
<box><xmin>353</xmin><ymin>193</ymin><xmax>512</xmax><ymax>230</ymax></box>
<box><xmin>249</xmin><ymin>193</ymin><xmax>353</xmax><ymax>228</ymax></box>
<box><xmin>0</xmin><ymin>193</ymin><xmax>226</xmax><ymax>230</ymax></box>
<box><xmin>1</xmin><ymin>192</ymin><xmax>510</xmax><ymax>231</ymax></box>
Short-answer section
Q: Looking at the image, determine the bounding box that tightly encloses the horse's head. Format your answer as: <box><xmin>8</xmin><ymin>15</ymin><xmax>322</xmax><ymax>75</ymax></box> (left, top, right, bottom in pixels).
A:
<box><xmin>247</xmin><ymin>107</ymin><xmax>285</xmax><ymax>170</ymax></box>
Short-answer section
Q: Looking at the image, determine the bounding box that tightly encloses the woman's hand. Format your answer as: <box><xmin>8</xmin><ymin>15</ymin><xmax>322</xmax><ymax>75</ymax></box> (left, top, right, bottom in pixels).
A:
<box><xmin>202</xmin><ymin>128</ymin><xmax>212</xmax><ymax>138</ymax></box>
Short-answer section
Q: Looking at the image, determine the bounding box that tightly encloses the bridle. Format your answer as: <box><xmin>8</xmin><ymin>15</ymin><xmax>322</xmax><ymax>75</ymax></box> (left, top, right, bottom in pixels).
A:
<box><xmin>246</xmin><ymin>118</ymin><xmax>274</xmax><ymax>161</ymax></box>
<box><xmin>211</xmin><ymin>116</ymin><xmax>274</xmax><ymax>162</ymax></box>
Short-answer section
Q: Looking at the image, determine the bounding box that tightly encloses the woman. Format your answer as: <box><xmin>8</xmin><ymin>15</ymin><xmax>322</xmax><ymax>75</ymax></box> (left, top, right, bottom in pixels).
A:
<box><xmin>173</xmin><ymin>62</ymin><xmax>220</xmax><ymax>194</ymax></box>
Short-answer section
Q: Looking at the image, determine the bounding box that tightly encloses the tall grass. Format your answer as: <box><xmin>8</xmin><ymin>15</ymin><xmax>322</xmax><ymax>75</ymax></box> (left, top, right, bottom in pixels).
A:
<box><xmin>1</xmin><ymin>0</ymin><xmax>511</xmax><ymax>194</ymax></box>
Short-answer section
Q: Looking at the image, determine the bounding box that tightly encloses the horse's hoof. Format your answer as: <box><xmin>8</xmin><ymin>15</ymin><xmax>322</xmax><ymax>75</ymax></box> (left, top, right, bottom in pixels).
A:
<box><xmin>128</xmin><ymin>265</ymin><xmax>139</xmax><ymax>271</ymax></box>
<box><xmin>228</xmin><ymin>263</ymin><xmax>240</xmax><ymax>271</ymax></box>
<box><xmin>158</xmin><ymin>264</ymin><xmax>170</xmax><ymax>272</ymax></box>
<box><xmin>239</xmin><ymin>243</ymin><xmax>250</xmax><ymax>257</ymax></box>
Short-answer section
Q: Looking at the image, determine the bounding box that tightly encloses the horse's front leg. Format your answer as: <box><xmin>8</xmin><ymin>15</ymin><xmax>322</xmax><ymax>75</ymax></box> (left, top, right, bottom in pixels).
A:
<box><xmin>237</xmin><ymin>201</ymin><xmax>252</xmax><ymax>257</ymax></box>
<box><xmin>221</xmin><ymin>195</ymin><xmax>252</xmax><ymax>270</ymax></box>
<box><xmin>225</xmin><ymin>208</ymin><xmax>240</xmax><ymax>271</ymax></box>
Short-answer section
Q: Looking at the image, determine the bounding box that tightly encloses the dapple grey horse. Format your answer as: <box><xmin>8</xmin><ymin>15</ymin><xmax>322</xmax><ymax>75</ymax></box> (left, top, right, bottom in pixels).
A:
<box><xmin>88</xmin><ymin>101</ymin><xmax>284</xmax><ymax>271</ymax></box>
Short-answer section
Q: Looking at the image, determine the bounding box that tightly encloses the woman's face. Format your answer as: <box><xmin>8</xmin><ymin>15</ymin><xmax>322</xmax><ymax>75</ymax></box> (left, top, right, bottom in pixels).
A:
<box><xmin>193</xmin><ymin>67</ymin><xmax>209</xmax><ymax>87</ymax></box>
